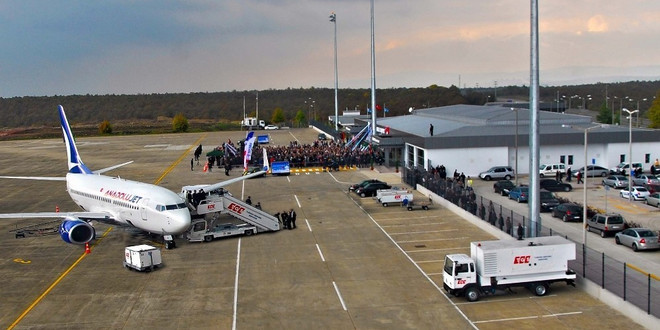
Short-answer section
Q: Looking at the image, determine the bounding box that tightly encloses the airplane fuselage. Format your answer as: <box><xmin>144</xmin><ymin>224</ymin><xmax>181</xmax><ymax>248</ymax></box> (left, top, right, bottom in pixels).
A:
<box><xmin>66</xmin><ymin>173</ymin><xmax>191</xmax><ymax>234</ymax></box>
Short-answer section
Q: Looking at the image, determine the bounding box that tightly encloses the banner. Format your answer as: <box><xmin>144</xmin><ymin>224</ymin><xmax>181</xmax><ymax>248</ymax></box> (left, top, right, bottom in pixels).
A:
<box><xmin>224</xmin><ymin>143</ymin><xmax>237</xmax><ymax>156</ymax></box>
<box><xmin>345</xmin><ymin>123</ymin><xmax>369</xmax><ymax>149</ymax></box>
<box><xmin>243</xmin><ymin>131</ymin><xmax>256</xmax><ymax>171</ymax></box>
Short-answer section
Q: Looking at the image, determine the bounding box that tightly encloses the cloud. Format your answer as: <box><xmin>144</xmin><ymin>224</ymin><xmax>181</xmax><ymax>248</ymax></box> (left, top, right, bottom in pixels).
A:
<box><xmin>587</xmin><ymin>15</ymin><xmax>609</xmax><ymax>32</ymax></box>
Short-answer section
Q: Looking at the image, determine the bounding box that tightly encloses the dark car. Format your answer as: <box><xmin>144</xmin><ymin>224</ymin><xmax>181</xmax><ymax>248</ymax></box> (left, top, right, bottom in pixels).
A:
<box><xmin>539</xmin><ymin>179</ymin><xmax>572</xmax><ymax>192</ymax></box>
<box><xmin>539</xmin><ymin>190</ymin><xmax>560</xmax><ymax>212</ymax></box>
<box><xmin>354</xmin><ymin>182</ymin><xmax>391</xmax><ymax>197</ymax></box>
<box><xmin>552</xmin><ymin>203</ymin><xmax>583</xmax><ymax>222</ymax></box>
<box><xmin>493</xmin><ymin>180</ymin><xmax>516</xmax><ymax>196</ymax></box>
<box><xmin>349</xmin><ymin>179</ymin><xmax>384</xmax><ymax>192</ymax></box>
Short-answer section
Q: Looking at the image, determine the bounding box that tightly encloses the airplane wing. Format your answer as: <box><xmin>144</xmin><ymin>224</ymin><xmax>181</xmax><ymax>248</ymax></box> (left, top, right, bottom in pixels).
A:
<box><xmin>93</xmin><ymin>161</ymin><xmax>134</xmax><ymax>174</ymax></box>
<box><xmin>0</xmin><ymin>211</ymin><xmax>114</xmax><ymax>221</ymax></box>
<box><xmin>0</xmin><ymin>175</ymin><xmax>66</xmax><ymax>181</ymax></box>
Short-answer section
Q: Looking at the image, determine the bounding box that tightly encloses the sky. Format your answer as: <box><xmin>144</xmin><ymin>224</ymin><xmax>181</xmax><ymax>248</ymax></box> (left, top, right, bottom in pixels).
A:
<box><xmin>1</xmin><ymin>0</ymin><xmax>660</xmax><ymax>97</ymax></box>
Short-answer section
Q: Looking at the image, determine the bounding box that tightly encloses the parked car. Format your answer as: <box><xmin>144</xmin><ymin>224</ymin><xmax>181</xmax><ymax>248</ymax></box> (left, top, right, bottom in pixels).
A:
<box><xmin>615</xmin><ymin>228</ymin><xmax>660</xmax><ymax>251</ymax></box>
<box><xmin>551</xmin><ymin>203</ymin><xmax>583</xmax><ymax>222</ymax></box>
<box><xmin>539</xmin><ymin>179</ymin><xmax>572</xmax><ymax>192</ymax></box>
<box><xmin>646</xmin><ymin>193</ymin><xmax>660</xmax><ymax>207</ymax></box>
<box><xmin>539</xmin><ymin>163</ymin><xmax>566</xmax><ymax>178</ymax></box>
<box><xmin>508</xmin><ymin>186</ymin><xmax>529</xmax><ymax>203</ymax></box>
<box><xmin>354</xmin><ymin>182</ymin><xmax>391</xmax><ymax>197</ymax></box>
<box><xmin>587</xmin><ymin>213</ymin><xmax>626</xmax><ymax>237</ymax></box>
<box><xmin>620</xmin><ymin>186</ymin><xmax>650</xmax><ymax>201</ymax></box>
<box><xmin>610</xmin><ymin>162</ymin><xmax>643</xmax><ymax>175</ymax></box>
<box><xmin>349</xmin><ymin>179</ymin><xmax>384</xmax><ymax>191</ymax></box>
<box><xmin>264</xmin><ymin>125</ymin><xmax>279</xmax><ymax>130</ymax></box>
<box><xmin>631</xmin><ymin>174</ymin><xmax>660</xmax><ymax>186</ymax></box>
<box><xmin>602</xmin><ymin>175</ymin><xmax>628</xmax><ymax>188</ymax></box>
<box><xmin>645</xmin><ymin>183</ymin><xmax>660</xmax><ymax>194</ymax></box>
<box><xmin>574</xmin><ymin>165</ymin><xmax>609</xmax><ymax>177</ymax></box>
<box><xmin>479</xmin><ymin>166</ymin><xmax>514</xmax><ymax>181</ymax></box>
<box><xmin>493</xmin><ymin>180</ymin><xmax>516</xmax><ymax>196</ymax></box>
<box><xmin>539</xmin><ymin>190</ymin><xmax>560</xmax><ymax>212</ymax></box>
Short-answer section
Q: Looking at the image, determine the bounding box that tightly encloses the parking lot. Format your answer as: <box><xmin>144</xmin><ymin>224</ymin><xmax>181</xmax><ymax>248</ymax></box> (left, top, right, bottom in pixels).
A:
<box><xmin>0</xmin><ymin>129</ymin><xmax>648</xmax><ymax>329</ymax></box>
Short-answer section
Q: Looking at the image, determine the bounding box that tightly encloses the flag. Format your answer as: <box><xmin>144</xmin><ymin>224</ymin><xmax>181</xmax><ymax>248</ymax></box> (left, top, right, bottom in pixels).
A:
<box><xmin>352</xmin><ymin>125</ymin><xmax>372</xmax><ymax>151</ymax></box>
<box><xmin>376</xmin><ymin>104</ymin><xmax>383</xmax><ymax>111</ymax></box>
<box><xmin>345</xmin><ymin>124</ymin><xmax>369</xmax><ymax>149</ymax></box>
<box><xmin>243</xmin><ymin>131</ymin><xmax>256</xmax><ymax>171</ymax></box>
<box><xmin>224</xmin><ymin>143</ymin><xmax>237</xmax><ymax>156</ymax></box>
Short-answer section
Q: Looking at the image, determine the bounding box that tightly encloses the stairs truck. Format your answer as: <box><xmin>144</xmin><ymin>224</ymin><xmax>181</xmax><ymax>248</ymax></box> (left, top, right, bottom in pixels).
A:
<box><xmin>186</xmin><ymin>221</ymin><xmax>256</xmax><ymax>242</ymax></box>
<box><xmin>442</xmin><ymin>236</ymin><xmax>576</xmax><ymax>302</ymax></box>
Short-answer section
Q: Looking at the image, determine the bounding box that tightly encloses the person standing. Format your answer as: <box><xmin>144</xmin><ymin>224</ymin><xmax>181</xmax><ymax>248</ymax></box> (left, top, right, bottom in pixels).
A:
<box><xmin>517</xmin><ymin>223</ymin><xmax>524</xmax><ymax>240</ymax></box>
<box><xmin>190</xmin><ymin>158</ymin><xmax>194</xmax><ymax>171</ymax></box>
<box><xmin>281</xmin><ymin>210</ymin><xmax>290</xmax><ymax>230</ymax></box>
<box><xmin>245</xmin><ymin>196</ymin><xmax>252</xmax><ymax>206</ymax></box>
<box><xmin>565</xmin><ymin>167</ymin><xmax>571</xmax><ymax>182</ymax></box>
<box><xmin>429</xmin><ymin>123</ymin><xmax>434</xmax><ymax>136</ymax></box>
<box><xmin>576</xmin><ymin>171</ymin><xmax>583</xmax><ymax>184</ymax></box>
<box><xmin>505</xmin><ymin>217</ymin><xmax>512</xmax><ymax>235</ymax></box>
<box><xmin>289</xmin><ymin>208</ymin><xmax>297</xmax><ymax>229</ymax></box>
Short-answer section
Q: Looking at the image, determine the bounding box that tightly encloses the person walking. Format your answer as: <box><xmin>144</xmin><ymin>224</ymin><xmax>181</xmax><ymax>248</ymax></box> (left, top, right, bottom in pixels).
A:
<box><xmin>566</xmin><ymin>167</ymin><xmax>572</xmax><ymax>182</ymax></box>
<box><xmin>576</xmin><ymin>171</ymin><xmax>583</xmax><ymax>184</ymax></box>
<box><xmin>190</xmin><ymin>158</ymin><xmax>194</xmax><ymax>171</ymax></box>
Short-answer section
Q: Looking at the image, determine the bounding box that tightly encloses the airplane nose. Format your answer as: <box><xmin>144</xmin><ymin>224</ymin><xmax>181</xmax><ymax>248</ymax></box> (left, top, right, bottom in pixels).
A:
<box><xmin>171</xmin><ymin>210</ymin><xmax>192</xmax><ymax>233</ymax></box>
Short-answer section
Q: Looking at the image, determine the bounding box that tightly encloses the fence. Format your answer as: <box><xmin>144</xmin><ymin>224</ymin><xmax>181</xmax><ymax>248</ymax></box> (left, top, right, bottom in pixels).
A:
<box><xmin>403</xmin><ymin>167</ymin><xmax>659</xmax><ymax>317</ymax></box>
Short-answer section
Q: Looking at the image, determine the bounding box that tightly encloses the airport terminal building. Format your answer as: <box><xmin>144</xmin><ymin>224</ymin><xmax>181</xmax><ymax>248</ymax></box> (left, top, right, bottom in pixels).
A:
<box><xmin>353</xmin><ymin>104</ymin><xmax>660</xmax><ymax>177</ymax></box>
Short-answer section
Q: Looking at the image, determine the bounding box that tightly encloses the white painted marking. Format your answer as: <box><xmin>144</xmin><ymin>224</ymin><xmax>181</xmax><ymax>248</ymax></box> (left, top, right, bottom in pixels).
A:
<box><xmin>415</xmin><ymin>259</ymin><xmax>446</xmax><ymax>264</ymax></box>
<box><xmin>397</xmin><ymin>237</ymin><xmax>467</xmax><ymax>243</ymax></box>
<box><xmin>381</xmin><ymin>223</ymin><xmax>446</xmax><ymax>228</ymax></box>
<box><xmin>288</xmin><ymin>131</ymin><xmax>299</xmax><ymax>143</ymax></box>
<box><xmin>294</xmin><ymin>195</ymin><xmax>301</xmax><ymax>208</ymax></box>
<box><xmin>287</xmin><ymin>176</ymin><xmax>291</xmax><ymax>182</ymax></box>
<box><xmin>454</xmin><ymin>294</ymin><xmax>558</xmax><ymax>306</ymax></box>
<box><xmin>406</xmin><ymin>247</ymin><xmax>466</xmax><ymax>253</ymax></box>
<box><xmin>232</xmin><ymin>238</ymin><xmax>242</xmax><ymax>330</ymax></box>
<box><xmin>332</xmin><ymin>281</ymin><xmax>347</xmax><ymax>311</ymax></box>
<box><xmin>388</xmin><ymin>229</ymin><xmax>458</xmax><ymax>235</ymax></box>
<box><xmin>316</xmin><ymin>244</ymin><xmax>326</xmax><ymax>262</ymax></box>
<box><xmin>473</xmin><ymin>311</ymin><xmax>582</xmax><ymax>324</ymax></box>
<box><xmin>305</xmin><ymin>219</ymin><xmax>312</xmax><ymax>232</ymax></box>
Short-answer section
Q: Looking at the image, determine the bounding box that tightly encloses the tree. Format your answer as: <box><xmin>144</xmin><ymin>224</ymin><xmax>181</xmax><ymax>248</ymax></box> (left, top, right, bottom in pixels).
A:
<box><xmin>172</xmin><ymin>113</ymin><xmax>189</xmax><ymax>132</ymax></box>
<box><xmin>648</xmin><ymin>90</ymin><xmax>660</xmax><ymax>128</ymax></box>
<box><xmin>596</xmin><ymin>102</ymin><xmax>612</xmax><ymax>124</ymax></box>
<box><xmin>98</xmin><ymin>120</ymin><xmax>112</xmax><ymax>135</ymax></box>
<box><xmin>294</xmin><ymin>109</ymin><xmax>306</xmax><ymax>127</ymax></box>
<box><xmin>271</xmin><ymin>107</ymin><xmax>285</xmax><ymax>124</ymax></box>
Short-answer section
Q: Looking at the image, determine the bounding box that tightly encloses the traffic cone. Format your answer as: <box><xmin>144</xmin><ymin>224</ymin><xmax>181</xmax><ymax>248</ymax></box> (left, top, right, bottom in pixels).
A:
<box><xmin>85</xmin><ymin>242</ymin><xmax>91</xmax><ymax>254</ymax></box>
<box><xmin>55</xmin><ymin>205</ymin><xmax>60</xmax><ymax>212</ymax></box>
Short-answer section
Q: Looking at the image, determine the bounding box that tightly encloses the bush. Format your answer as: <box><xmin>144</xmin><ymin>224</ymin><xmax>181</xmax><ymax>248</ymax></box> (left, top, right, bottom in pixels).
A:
<box><xmin>98</xmin><ymin>120</ymin><xmax>112</xmax><ymax>135</ymax></box>
<box><xmin>172</xmin><ymin>113</ymin><xmax>189</xmax><ymax>132</ymax></box>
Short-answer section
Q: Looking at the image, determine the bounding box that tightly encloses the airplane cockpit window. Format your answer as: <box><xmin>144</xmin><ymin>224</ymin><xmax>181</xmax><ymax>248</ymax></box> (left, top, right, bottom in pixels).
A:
<box><xmin>165</xmin><ymin>203</ymin><xmax>188</xmax><ymax>210</ymax></box>
<box><xmin>156</xmin><ymin>205</ymin><xmax>165</xmax><ymax>212</ymax></box>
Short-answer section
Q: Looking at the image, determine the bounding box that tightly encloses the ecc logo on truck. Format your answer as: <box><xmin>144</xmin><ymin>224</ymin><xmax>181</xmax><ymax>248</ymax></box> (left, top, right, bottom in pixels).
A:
<box><xmin>513</xmin><ymin>255</ymin><xmax>531</xmax><ymax>264</ymax></box>
<box><xmin>227</xmin><ymin>203</ymin><xmax>245</xmax><ymax>215</ymax></box>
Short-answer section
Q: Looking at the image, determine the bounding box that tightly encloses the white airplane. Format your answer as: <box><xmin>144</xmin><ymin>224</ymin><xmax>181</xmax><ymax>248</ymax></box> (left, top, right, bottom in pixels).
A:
<box><xmin>0</xmin><ymin>105</ymin><xmax>269</xmax><ymax>249</ymax></box>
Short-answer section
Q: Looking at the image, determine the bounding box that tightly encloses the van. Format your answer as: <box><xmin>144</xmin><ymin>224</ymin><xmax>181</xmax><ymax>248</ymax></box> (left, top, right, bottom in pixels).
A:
<box><xmin>610</xmin><ymin>162</ymin><xmax>643</xmax><ymax>175</ymax></box>
<box><xmin>587</xmin><ymin>213</ymin><xmax>626</xmax><ymax>238</ymax></box>
<box><xmin>539</xmin><ymin>163</ymin><xmax>566</xmax><ymax>177</ymax></box>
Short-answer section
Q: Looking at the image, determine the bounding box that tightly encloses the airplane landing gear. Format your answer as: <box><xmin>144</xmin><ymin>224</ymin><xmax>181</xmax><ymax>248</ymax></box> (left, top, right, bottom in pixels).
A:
<box><xmin>163</xmin><ymin>235</ymin><xmax>176</xmax><ymax>249</ymax></box>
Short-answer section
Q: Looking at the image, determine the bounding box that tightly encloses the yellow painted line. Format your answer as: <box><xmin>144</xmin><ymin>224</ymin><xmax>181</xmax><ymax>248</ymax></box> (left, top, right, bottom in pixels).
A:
<box><xmin>8</xmin><ymin>227</ymin><xmax>113</xmax><ymax>330</ymax></box>
<box><xmin>626</xmin><ymin>263</ymin><xmax>660</xmax><ymax>281</ymax></box>
<box><xmin>154</xmin><ymin>134</ymin><xmax>206</xmax><ymax>185</ymax></box>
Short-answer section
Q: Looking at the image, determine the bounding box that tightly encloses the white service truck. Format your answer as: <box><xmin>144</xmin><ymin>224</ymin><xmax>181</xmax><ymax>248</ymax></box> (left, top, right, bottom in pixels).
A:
<box><xmin>443</xmin><ymin>236</ymin><xmax>576</xmax><ymax>302</ymax></box>
<box><xmin>123</xmin><ymin>245</ymin><xmax>162</xmax><ymax>272</ymax></box>
<box><xmin>376</xmin><ymin>189</ymin><xmax>414</xmax><ymax>207</ymax></box>
<box><xmin>186</xmin><ymin>220</ymin><xmax>256</xmax><ymax>242</ymax></box>
<box><xmin>242</xmin><ymin>117</ymin><xmax>265</xmax><ymax>130</ymax></box>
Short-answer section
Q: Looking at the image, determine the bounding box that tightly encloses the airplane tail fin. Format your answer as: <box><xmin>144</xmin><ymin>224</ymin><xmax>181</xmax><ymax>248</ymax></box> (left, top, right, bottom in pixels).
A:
<box><xmin>58</xmin><ymin>106</ymin><xmax>92</xmax><ymax>174</ymax></box>
<box><xmin>262</xmin><ymin>148</ymin><xmax>269</xmax><ymax>173</ymax></box>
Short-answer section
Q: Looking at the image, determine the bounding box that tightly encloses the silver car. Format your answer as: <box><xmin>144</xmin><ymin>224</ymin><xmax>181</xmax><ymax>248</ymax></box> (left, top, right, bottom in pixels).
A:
<box><xmin>602</xmin><ymin>175</ymin><xmax>628</xmax><ymax>188</ymax></box>
<box><xmin>615</xmin><ymin>228</ymin><xmax>660</xmax><ymax>251</ymax></box>
<box><xmin>632</xmin><ymin>174</ymin><xmax>660</xmax><ymax>186</ymax></box>
<box><xmin>479</xmin><ymin>166</ymin><xmax>514</xmax><ymax>181</ymax></box>
<box><xmin>646</xmin><ymin>193</ymin><xmax>660</xmax><ymax>207</ymax></box>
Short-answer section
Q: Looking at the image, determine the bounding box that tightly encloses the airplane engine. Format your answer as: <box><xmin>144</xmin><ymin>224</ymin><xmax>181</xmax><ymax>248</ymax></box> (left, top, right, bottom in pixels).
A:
<box><xmin>59</xmin><ymin>219</ymin><xmax>95</xmax><ymax>244</ymax></box>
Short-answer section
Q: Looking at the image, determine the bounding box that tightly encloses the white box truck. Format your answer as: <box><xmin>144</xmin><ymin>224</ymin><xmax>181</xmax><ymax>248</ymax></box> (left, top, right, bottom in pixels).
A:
<box><xmin>376</xmin><ymin>189</ymin><xmax>413</xmax><ymax>207</ymax></box>
<box><xmin>442</xmin><ymin>236</ymin><xmax>576</xmax><ymax>301</ymax></box>
<box><xmin>123</xmin><ymin>244</ymin><xmax>162</xmax><ymax>272</ymax></box>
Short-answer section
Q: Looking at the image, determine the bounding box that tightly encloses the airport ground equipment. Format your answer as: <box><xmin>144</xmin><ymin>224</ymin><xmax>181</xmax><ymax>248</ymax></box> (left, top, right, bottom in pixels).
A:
<box><xmin>443</xmin><ymin>236</ymin><xmax>576</xmax><ymax>302</ymax></box>
<box><xmin>183</xmin><ymin>190</ymin><xmax>280</xmax><ymax>232</ymax></box>
<box><xmin>405</xmin><ymin>198</ymin><xmax>432</xmax><ymax>211</ymax></box>
<box><xmin>186</xmin><ymin>221</ymin><xmax>256</xmax><ymax>242</ymax></box>
<box><xmin>376</xmin><ymin>189</ymin><xmax>414</xmax><ymax>207</ymax></box>
<box><xmin>124</xmin><ymin>245</ymin><xmax>162</xmax><ymax>272</ymax></box>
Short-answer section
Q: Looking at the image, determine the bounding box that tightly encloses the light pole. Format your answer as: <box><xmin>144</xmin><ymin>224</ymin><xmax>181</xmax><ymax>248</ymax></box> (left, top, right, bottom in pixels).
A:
<box><xmin>563</xmin><ymin>124</ymin><xmax>607</xmax><ymax>246</ymax></box>
<box><xmin>329</xmin><ymin>12</ymin><xmax>338</xmax><ymax>132</ymax></box>
<box><xmin>511</xmin><ymin>107</ymin><xmax>519</xmax><ymax>185</ymax></box>
<box><xmin>622</xmin><ymin>108</ymin><xmax>639</xmax><ymax>201</ymax></box>
<box><xmin>305</xmin><ymin>98</ymin><xmax>315</xmax><ymax>126</ymax></box>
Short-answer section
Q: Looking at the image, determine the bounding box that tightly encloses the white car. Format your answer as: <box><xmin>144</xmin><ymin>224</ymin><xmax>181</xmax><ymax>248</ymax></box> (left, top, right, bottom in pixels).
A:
<box><xmin>264</xmin><ymin>125</ymin><xmax>279</xmax><ymax>130</ymax></box>
<box><xmin>620</xmin><ymin>186</ymin><xmax>650</xmax><ymax>201</ymax></box>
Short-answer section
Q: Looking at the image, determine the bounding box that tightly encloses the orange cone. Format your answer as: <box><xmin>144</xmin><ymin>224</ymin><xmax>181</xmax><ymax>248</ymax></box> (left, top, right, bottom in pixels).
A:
<box><xmin>55</xmin><ymin>205</ymin><xmax>60</xmax><ymax>212</ymax></box>
<box><xmin>85</xmin><ymin>242</ymin><xmax>91</xmax><ymax>254</ymax></box>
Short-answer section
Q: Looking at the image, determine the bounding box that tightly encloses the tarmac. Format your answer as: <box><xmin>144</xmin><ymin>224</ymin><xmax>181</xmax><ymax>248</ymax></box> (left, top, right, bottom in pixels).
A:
<box><xmin>0</xmin><ymin>128</ymin><xmax>648</xmax><ymax>329</ymax></box>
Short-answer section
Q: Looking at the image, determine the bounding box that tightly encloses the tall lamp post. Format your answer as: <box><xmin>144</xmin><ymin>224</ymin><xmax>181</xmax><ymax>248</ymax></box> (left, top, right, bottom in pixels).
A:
<box><xmin>563</xmin><ymin>124</ymin><xmax>606</xmax><ymax>246</ymax></box>
<box><xmin>305</xmin><ymin>98</ymin><xmax>315</xmax><ymax>126</ymax></box>
<box><xmin>511</xmin><ymin>107</ymin><xmax>519</xmax><ymax>185</ymax></box>
<box><xmin>329</xmin><ymin>12</ymin><xmax>338</xmax><ymax>132</ymax></box>
<box><xmin>622</xmin><ymin>108</ymin><xmax>639</xmax><ymax>201</ymax></box>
